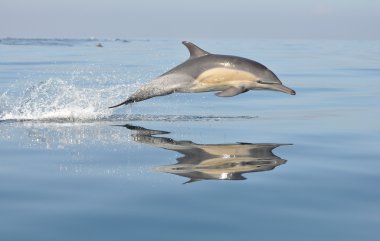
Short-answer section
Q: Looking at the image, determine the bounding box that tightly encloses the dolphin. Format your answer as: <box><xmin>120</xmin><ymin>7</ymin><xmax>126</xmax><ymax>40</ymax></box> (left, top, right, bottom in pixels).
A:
<box><xmin>109</xmin><ymin>41</ymin><xmax>296</xmax><ymax>108</ymax></box>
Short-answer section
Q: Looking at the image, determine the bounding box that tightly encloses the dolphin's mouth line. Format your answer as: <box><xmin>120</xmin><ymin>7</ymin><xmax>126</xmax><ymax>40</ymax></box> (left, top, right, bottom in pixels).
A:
<box><xmin>257</xmin><ymin>80</ymin><xmax>278</xmax><ymax>84</ymax></box>
<box><xmin>258</xmin><ymin>81</ymin><xmax>285</xmax><ymax>86</ymax></box>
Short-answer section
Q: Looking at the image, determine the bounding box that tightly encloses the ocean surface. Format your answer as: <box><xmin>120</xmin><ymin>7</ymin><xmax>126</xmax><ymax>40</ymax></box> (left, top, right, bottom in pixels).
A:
<box><xmin>0</xmin><ymin>38</ymin><xmax>379</xmax><ymax>241</ymax></box>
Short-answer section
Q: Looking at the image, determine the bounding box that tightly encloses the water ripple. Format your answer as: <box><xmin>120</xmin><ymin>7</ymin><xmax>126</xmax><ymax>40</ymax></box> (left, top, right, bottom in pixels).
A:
<box><xmin>0</xmin><ymin>114</ymin><xmax>257</xmax><ymax>123</ymax></box>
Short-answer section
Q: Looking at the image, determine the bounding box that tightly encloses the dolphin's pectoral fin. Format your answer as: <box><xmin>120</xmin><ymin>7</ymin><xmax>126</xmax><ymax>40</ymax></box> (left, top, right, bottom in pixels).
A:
<box><xmin>183</xmin><ymin>178</ymin><xmax>202</xmax><ymax>184</ymax></box>
<box><xmin>215</xmin><ymin>87</ymin><xmax>248</xmax><ymax>97</ymax></box>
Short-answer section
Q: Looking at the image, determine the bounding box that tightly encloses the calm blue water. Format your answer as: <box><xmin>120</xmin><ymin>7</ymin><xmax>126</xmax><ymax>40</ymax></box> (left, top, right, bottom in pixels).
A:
<box><xmin>1</xmin><ymin>38</ymin><xmax>379</xmax><ymax>241</ymax></box>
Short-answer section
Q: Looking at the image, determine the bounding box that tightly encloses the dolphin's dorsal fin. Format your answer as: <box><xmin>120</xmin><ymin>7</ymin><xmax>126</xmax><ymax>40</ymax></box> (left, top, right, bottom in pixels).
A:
<box><xmin>182</xmin><ymin>41</ymin><xmax>209</xmax><ymax>59</ymax></box>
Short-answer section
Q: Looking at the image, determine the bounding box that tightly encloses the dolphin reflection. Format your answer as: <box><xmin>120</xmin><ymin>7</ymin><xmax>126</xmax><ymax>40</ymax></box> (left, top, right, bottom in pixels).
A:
<box><xmin>123</xmin><ymin>124</ymin><xmax>290</xmax><ymax>183</ymax></box>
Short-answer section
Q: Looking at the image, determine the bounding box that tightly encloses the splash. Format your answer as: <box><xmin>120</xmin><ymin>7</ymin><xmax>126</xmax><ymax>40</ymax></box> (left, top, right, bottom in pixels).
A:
<box><xmin>0</xmin><ymin>78</ymin><xmax>135</xmax><ymax>122</ymax></box>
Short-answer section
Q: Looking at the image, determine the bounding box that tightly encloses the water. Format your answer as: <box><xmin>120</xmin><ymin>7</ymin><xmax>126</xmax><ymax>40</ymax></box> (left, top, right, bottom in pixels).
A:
<box><xmin>1</xmin><ymin>38</ymin><xmax>379</xmax><ymax>241</ymax></box>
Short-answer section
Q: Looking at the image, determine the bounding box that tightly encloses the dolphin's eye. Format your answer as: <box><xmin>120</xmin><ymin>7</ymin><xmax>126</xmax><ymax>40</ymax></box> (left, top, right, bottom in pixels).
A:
<box><xmin>257</xmin><ymin>80</ymin><xmax>263</xmax><ymax>84</ymax></box>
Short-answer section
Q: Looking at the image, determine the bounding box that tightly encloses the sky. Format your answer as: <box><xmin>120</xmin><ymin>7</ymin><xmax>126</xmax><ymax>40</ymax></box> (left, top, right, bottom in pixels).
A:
<box><xmin>1</xmin><ymin>0</ymin><xmax>379</xmax><ymax>39</ymax></box>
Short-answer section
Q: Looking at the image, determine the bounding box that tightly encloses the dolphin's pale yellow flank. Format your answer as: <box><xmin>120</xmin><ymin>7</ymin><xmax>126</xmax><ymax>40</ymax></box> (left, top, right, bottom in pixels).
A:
<box><xmin>109</xmin><ymin>41</ymin><xmax>295</xmax><ymax>108</ymax></box>
<box><xmin>188</xmin><ymin>68</ymin><xmax>259</xmax><ymax>92</ymax></box>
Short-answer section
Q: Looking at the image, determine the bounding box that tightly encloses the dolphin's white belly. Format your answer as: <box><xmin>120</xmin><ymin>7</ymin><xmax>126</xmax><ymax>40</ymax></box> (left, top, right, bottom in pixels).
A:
<box><xmin>184</xmin><ymin>67</ymin><xmax>258</xmax><ymax>92</ymax></box>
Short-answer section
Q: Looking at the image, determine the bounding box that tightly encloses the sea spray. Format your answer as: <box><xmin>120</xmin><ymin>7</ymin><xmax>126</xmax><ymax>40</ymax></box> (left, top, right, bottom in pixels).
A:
<box><xmin>0</xmin><ymin>77</ymin><xmax>136</xmax><ymax>122</ymax></box>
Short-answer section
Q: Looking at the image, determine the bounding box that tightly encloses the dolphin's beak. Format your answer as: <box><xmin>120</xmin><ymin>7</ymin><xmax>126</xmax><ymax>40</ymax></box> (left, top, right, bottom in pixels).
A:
<box><xmin>267</xmin><ymin>83</ymin><xmax>296</xmax><ymax>95</ymax></box>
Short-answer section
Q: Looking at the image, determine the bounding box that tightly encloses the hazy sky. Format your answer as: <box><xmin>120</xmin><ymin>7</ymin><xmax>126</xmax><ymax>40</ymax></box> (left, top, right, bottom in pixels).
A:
<box><xmin>1</xmin><ymin>0</ymin><xmax>379</xmax><ymax>39</ymax></box>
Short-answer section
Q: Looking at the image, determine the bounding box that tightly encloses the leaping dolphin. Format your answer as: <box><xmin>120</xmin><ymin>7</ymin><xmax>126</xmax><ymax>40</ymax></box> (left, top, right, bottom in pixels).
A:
<box><xmin>109</xmin><ymin>41</ymin><xmax>296</xmax><ymax>108</ymax></box>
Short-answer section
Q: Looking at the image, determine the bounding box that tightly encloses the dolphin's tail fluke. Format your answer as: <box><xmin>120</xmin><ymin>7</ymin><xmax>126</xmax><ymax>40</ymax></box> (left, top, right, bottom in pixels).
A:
<box><xmin>108</xmin><ymin>99</ymin><xmax>133</xmax><ymax>108</ymax></box>
<box><xmin>108</xmin><ymin>85</ymin><xmax>155</xmax><ymax>108</ymax></box>
<box><xmin>108</xmin><ymin>89</ymin><xmax>167</xmax><ymax>108</ymax></box>
<box><xmin>109</xmin><ymin>75</ymin><xmax>184</xmax><ymax>108</ymax></box>
<box><xmin>109</xmin><ymin>84</ymin><xmax>175</xmax><ymax>109</ymax></box>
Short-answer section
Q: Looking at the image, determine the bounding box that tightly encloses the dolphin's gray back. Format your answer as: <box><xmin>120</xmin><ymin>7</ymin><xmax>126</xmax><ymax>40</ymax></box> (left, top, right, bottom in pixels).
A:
<box><xmin>162</xmin><ymin>54</ymin><xmax>269</xmax><ymax>80</ymax></box>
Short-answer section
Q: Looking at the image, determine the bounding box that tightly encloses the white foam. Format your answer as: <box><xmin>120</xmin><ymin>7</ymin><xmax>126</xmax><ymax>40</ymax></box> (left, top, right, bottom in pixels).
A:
<box><xmin>0</xmin><ymin>78</ymin><xmax>134</xmax><ymax>122</ymax></box>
